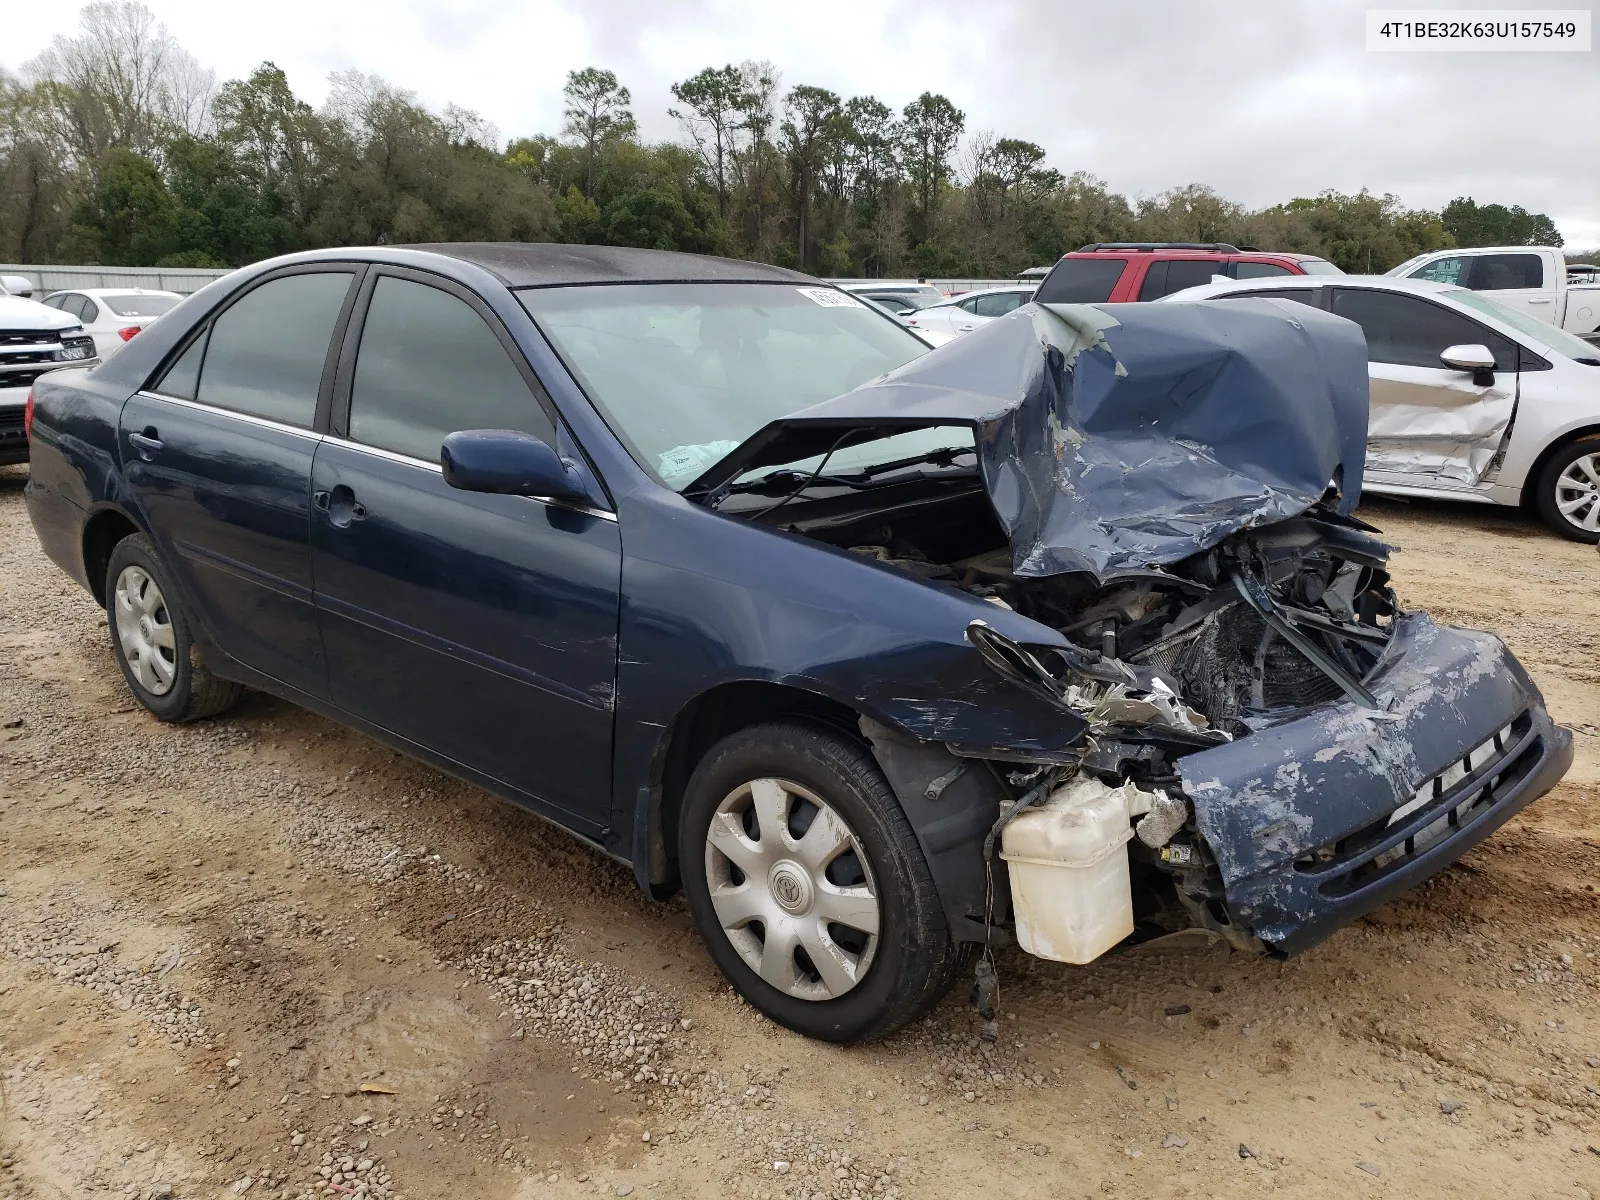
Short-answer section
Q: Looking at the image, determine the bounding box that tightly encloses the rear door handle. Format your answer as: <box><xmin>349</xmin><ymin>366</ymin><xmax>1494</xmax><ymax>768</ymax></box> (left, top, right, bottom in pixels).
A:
<box><xmin>128</xmin><ymin>429</ymin><xmax>164</xmax><ymax>459</ymax></box>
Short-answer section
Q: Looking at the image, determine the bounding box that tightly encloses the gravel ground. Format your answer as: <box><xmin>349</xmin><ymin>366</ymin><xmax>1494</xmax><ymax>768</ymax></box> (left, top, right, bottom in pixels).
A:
<box><xmin>2</xmin><ymin>460</ymin><xmax>1599</xmax><ymax>1200</ymax></box>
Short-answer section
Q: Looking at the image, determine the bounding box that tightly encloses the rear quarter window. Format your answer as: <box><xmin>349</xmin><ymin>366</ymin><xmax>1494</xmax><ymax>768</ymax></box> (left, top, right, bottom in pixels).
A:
<box><xmin>1036</xmin><ymin>258</ymin><xmax>1126</xmax><ymax>303</ymax></box>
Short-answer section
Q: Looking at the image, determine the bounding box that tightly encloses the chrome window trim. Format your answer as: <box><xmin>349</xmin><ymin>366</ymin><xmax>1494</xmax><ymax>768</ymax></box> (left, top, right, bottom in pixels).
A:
<box><xmin>321</xmin><ymin>434</ymin><xmax>618</xmax><ymax>523</ymax></box>
<box><xmin>137</xmin><ymin>391</ymin><xmax>321</xmax><ymax>440</ymax></box>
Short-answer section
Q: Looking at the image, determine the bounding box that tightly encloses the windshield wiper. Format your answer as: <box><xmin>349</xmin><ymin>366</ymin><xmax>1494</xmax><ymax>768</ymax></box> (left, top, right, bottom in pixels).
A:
<box><xmin>708</xmin><ymin>446</ymin><xmax>976</xmax><ymax>507</ymax></box>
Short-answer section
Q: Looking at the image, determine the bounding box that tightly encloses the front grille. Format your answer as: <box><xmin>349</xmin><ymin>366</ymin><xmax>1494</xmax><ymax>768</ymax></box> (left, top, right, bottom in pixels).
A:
<box><xmin>0</xmin><ymin>329</ymin><xmax>61</xmax><ymax>346</ymax></box>
<box><xmin>0</xmin><ymin>351</ymin><xmax>56</xmax><ymax>365</ymax></box>
<box><xmin>1294</xmin><ymin>711</ymin><xmax>1537</xmax><ymax>896</ymax></box>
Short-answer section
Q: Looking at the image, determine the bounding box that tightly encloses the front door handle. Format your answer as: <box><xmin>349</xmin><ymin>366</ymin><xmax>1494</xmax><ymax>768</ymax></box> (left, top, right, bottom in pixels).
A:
<box><xmin>128</xmin><ymin>428</ymin><xmax>164</xmax><ymax>459</ymax></box>
<box><xmin>324</xmin><ymin>484</ymin><xmax>367</xmax><ymax>528</ymax></box>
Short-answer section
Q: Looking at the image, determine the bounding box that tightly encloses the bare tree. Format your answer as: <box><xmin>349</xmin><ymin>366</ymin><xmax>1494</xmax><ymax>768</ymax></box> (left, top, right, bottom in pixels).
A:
<box><xmin>24</xmin><ymin>1</ymin><xmax>214</xmax><ymax>167</ymax></box>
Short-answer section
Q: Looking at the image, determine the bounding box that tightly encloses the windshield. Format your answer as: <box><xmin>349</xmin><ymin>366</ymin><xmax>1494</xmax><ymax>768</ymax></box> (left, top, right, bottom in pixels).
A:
<box><xmin>1384</xmin><ymin>254</ymin><xmax>1428</xmax><ymax>278</ymax></box>
<box><xmin>100</xmin><ymin>293</ymin><xmax>178</xmax><ymax>317</ymax></box>
<box><xmin>1446</xmin><ymin>290</ymin><xmax>1600</xmax><ymax>361</ymax></box>
<box><xmin>1296</xmin><ymin>258</ymin><xmax>1345</xmax><ymax>276</ymax></box>
<box><xmin>519</xmin><ymin>282</ymin><xmax>937</xmax><ymax>489</ymax></box>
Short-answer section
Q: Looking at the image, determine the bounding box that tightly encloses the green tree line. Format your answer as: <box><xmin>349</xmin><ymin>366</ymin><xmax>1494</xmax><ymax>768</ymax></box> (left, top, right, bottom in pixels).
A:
<box><xmin>0</xmin><ymin>2</ymin><xmax>1569</xmax><ymax>276</ymax></box>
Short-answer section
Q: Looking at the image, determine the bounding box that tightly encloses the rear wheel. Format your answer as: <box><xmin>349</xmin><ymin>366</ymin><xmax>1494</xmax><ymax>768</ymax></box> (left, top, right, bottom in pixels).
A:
<box><xmin>678</xmin><ymin>721</ymin><xmax>965</xmax><ymax>1043</ymax></box>
<box><xmin>1535</xmin><ymin>436</ymin><xmax>1600</xmax><ymax>543</ymax></box>
<box><xmin>106</xmin><ymin>533</ymin><xmax>243</xmax><ymax>722</ymax></box>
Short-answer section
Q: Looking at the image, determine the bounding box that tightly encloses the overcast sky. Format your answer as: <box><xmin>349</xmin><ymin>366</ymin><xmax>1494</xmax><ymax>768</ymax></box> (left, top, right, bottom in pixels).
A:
<box><xmin>8</xmin><ymin>0</ymin><xmax>1599</xmax><ymax>246</ymax></box>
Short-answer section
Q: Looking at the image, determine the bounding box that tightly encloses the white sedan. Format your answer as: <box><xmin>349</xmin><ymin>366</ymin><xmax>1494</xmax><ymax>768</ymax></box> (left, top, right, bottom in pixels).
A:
<box><xmin>41</xmin><ymin>288</ymin><xmax>183</xmax><ymax>360</ymax></box>
<box><xmin>906</xmin><ymin>286</ymin><xmax>1037</xmax><ymax>340</ymax></box>
<box><xmin>1160</xmin><ymin>275</ymin><xmax>1600</xmax><ymax>541</ymax></box>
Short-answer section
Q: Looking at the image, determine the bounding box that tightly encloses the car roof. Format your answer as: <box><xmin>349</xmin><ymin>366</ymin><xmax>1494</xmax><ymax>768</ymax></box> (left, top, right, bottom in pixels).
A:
<box><xmin>931</xmin><ymin>284</ymin><xmax>1037</xmax><ymax>304</ymax></box>
<box><xmin>1158</xmin><ymin>274</ymin><xmax>1460</xmax><ymax>302</ymax></box>
<box><xmin>1068</xmin><ymin>247</ymin><xmax>1325</xmax><ymax>261</ymax></box>
<box><xmin>46</xmin><ymin>287</ymin><xmax>184</xmax><ymax>298</ymax></box>
<box><xmin>81</xmin><ymin>287</ymin><xmax>184</xmax><ymax>297</ymax></box>
<box><xmin>399</xmin><ymin>243</ymin><xmax>814</xmax><ymax>288</ymax></box>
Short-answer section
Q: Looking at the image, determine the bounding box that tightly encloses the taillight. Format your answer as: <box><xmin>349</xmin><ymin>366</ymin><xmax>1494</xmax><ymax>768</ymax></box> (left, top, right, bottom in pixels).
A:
<box><xmin>118</xmin><ymin>325</ymin><xmax>141</xmax><ymax>342</ymax></box>
<box><xmin>24</xmin><ymin>388</ymin><xmax>34</xmax><ymax>440</ymax></box>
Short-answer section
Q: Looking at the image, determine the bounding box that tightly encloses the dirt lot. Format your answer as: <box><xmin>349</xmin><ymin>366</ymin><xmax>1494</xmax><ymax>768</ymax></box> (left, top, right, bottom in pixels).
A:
<box><xmin>1</xmin><ymin>461</ymin><xmax>1598</xmax><ymax>1200</ymax></box>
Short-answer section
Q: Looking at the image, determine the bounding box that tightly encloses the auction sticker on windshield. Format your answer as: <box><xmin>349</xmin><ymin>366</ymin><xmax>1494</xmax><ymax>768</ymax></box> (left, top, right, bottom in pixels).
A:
<box><xmin>796</xmin><ymin>287</ymin><xmax>865</xmax><ymax>308</ymax></box>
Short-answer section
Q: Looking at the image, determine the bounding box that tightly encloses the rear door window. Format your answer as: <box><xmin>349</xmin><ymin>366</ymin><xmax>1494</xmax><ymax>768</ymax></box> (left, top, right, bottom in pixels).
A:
<box><xmin>1468</xmin><ymin>253</ymin><xmax>1544</xmax><ymax>291</ymax></box>
<box><xmin>1035</xmin><ymin>258</ymin><xmax>1126</xmax><ymax>303</ymax></box>
<box><xmin>1139</xmin><ymin>259</ymin><xmax>1224</xmax><ymax>300</ymax></box>
<box><xmin>196</xmin><ymin>271</ymin><xmax>353</xmax><ymax>428</ymax></box>
<box><xmin>347</xmin><ymin>274</ymin><xmax>555</xmax><ymax>463</ymax></box>
<box><xmin>1330</xmin><ymin>288</ymin><xmax>1517</xmax><ymax>370</ymax></box>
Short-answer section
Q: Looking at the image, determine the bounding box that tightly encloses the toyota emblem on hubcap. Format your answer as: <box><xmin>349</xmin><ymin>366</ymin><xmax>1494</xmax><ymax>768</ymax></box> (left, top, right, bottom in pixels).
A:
<box><xmin>768</xmin><ymin>861</ymin><xmax>813</xmax><ymax>914</ymax></box>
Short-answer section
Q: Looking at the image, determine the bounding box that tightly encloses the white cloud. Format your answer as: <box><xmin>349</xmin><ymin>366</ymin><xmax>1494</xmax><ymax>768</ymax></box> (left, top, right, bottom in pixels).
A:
<box><xmin>5</xmin><ymin>0</ymin><xmax>1596</xmax><ymax>245</ymax></box>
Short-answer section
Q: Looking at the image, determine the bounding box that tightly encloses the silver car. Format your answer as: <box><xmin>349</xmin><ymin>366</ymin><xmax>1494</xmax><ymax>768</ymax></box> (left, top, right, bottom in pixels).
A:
<box><xmin>1161</xmin><ymin>274</ymin><xmax>1600</xmax><ymax>541</ymax></box>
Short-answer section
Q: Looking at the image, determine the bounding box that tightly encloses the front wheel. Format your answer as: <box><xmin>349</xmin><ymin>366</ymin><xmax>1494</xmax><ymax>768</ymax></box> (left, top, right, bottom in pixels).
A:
<box><xmin>678</xmin><ymin>721</ymin><xmax>967</xmax><ymax>1043</ymax></box>
<box><xmin>105</xmin><ymin>533</ymin><xmax>243</xmax><ymax>722</ymax></box>
<box><xmin>1534</xmin><ymin>436</ymin><xmax>1600</xmax><ymax>543</ymax></box>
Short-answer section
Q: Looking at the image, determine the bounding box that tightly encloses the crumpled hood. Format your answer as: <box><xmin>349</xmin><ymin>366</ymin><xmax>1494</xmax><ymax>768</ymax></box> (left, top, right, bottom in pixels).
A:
<box><xmin>689</xmin><ymin>299</ymin><xmax>1370</xmax><ymax>577</ymax></box>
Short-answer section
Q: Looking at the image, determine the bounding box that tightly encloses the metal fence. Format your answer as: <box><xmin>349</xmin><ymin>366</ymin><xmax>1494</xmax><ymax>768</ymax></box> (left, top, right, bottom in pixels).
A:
<box><xmin>0</xmin><ymin>263</ymin><xmax>235</xmax><ymax>297</ymax></box>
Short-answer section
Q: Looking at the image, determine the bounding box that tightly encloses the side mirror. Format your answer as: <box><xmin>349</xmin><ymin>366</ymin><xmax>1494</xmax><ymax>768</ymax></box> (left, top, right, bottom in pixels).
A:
<box><xmin>1</xmin><ymin>274</ymin><xmax>34</xmax><ymax>298</ymax></box>
<box><xmin>1440</xmin><ymin>343</ymin><xmax>1497</xmax><ymax>386</ymax></box>
<box><xmin>440</xmin><ymin>429</ymin><xmax>589</xmax><ymax>502</ymax></box>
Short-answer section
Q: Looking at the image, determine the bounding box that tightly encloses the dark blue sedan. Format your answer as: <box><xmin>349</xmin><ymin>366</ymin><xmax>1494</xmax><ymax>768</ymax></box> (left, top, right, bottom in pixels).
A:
<box><xmin>23</xmin><ymin>244</ymin><xmax>1571</xmax><ymax>1042</ymax></box>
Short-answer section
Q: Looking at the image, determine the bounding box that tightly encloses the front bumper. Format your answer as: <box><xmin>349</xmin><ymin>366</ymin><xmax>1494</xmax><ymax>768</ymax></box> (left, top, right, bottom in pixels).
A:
<box><xmin>1179</xmin><ymin>611</ymin><xmax>1572</xmax><ymax>955</ymax></box>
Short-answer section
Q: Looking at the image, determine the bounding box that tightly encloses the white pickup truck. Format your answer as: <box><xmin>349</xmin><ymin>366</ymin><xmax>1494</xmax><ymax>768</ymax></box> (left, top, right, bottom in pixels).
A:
<box><xmin>1386</xmin><ymin>246</ymin><xmax>1600</xmax><ymax>345</ymax></box>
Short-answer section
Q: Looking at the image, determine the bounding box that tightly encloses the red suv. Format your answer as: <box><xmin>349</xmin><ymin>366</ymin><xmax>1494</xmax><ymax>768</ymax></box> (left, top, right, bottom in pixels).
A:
<box><xmin>1034</xmin><ymin>242</ymin><xmax>1343</xmax><ymax>304</ymax></box>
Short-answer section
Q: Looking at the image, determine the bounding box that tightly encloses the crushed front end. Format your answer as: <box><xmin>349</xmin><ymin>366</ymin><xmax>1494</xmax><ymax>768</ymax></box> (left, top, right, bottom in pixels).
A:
<box><xmin>691</xmin><ymin>297</ymin><xmax>1573</xmax><ymax>962</ymax></box>
<box><xmin>961</xmin><ymin>509</ymin><xmax>1574</xmax><ymax>957</ymax></box>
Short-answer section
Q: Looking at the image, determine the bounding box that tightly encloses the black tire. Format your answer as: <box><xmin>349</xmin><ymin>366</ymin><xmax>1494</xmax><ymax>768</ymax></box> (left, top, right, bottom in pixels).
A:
<box><xmin>104</xmin><ymin>533</ymin><xmax>243</xmax><ymax>722</ymax></box>
<box><xmin>1534</xmin><ymin>435</ymin><xmax>1600</xmax><ymax>543</ymax></box>
<box><xmin>678</xmin><ymin>720</ymin><xmax>965</xmax><ymax>1043</ymax></box>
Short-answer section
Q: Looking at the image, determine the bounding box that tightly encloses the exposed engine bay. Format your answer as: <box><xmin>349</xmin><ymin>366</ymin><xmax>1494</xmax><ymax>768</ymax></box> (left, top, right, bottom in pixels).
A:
<box><xmin>779</xmin><ymin>481</ymin><xmax>1403</xmax><ymax>959</ymax></box>
<box><xmin>790</xmin><ymin>482</ymin><xmax>1396</xmax><ymax>742</ymax></box>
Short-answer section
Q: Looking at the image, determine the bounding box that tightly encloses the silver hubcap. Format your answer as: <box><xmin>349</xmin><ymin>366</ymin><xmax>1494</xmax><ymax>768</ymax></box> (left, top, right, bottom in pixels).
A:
<box><xmin>113</xmin><ymin>565</ymin><xmax>177</xmax><ymax>696</ymax></box>
<box><xmin>704</xmin><ymin>777</ymin><xmax>880</xmax><ymax>1001</ymax></box>
<box><xmin>1555</xmin><ymin>452</ymin><xmax>1600</xmax><ymax>533</ymax></box>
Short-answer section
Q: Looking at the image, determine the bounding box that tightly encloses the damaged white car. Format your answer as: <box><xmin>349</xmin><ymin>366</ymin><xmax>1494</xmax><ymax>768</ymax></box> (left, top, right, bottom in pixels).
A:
<box><xmin>1162</xmin><ymin>275</ymin><xmax>1600</xmax><ymax>541</ymax></box>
